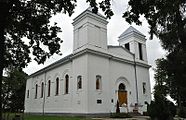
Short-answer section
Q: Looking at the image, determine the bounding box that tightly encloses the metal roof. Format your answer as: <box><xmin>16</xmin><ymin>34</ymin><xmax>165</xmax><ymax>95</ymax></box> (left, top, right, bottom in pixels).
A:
<box><xmin>119</xmin><ymin>26</ymin><xmax>145</xmax><ymax>38</ymax></box>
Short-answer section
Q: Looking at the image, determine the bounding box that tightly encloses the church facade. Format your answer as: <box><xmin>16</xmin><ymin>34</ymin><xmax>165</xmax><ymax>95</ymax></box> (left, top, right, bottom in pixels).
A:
<box><xmin>24</xmin><ymin>8</ymin><xmax>151</xmax><ymax>115</ymax></box>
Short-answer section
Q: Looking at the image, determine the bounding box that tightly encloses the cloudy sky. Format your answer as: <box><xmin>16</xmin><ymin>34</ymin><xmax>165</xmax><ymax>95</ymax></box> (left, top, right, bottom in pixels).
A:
<box><xmin>23</xmin><ymin>0</ymin><xmax>166</xmax><ymax>93</ymax></box>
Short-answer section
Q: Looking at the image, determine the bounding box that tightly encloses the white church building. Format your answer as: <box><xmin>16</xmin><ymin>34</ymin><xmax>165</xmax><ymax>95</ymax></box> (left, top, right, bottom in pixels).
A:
<box><xmin>24</xmin><ymin>8</ymin><xmax>151</xmax><ymax>115</ymax></box>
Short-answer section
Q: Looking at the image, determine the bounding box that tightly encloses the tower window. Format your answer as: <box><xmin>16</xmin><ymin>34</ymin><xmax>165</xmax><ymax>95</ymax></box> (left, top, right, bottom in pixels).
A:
<box><xmin>41</xmin><ymin>82</ymin><xmax>44</xmax><ymax>98</ymax></box>
<box><xmin>77</xmin><ymin>75</ymin><xmax>82</xmax><ymax>89</ymax></box>
<box><xmin>65</xmin><ymin>74</ymin><xmax>69</xmax><ymax>94</ymax></box>
<box><xmin>56</xmin><ymin>77</ymin><xmax>59</xmax><ymax>95</ymax></box>
<box><xmin>138</xmin><ymin>43</ymin><xmax>143</xmax><ymax>60</ymax></box>
<box><xmin>143</xmin><ymin>82</ymin><xmax>146</xmax><ymax>94</ymax></box>
<box><xmin>125</xmin><ymin>43</ymin><xmax>130</xmax><ymax>51</ymax></box>
<box><xmin>27</xmin><ymin>90</ymin><xmax>29</xmax><ymax>98</ymax></box>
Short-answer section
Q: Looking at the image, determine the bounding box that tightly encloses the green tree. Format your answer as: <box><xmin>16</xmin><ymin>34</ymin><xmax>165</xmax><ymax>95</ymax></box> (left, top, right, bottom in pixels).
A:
<box><xmin>123</xmin><ymin>0</ymin><xmax>186</xmax><ymax>51</ymax></box>
<box><xmin>147</xmin><ymin>59</ymin><xmax>176</xmax><ymax>120</ymax></box>
<box><xmin>2</xmin><ymin>76</ymin><xmax>10</xmax><ymax>112</ymax></box>
<box><xmin>148</xmin><ymin>94</ymin><xmax>176</xmax><ymax>120</ymax></box>
<box><xmin>0</xmin><ymin>0</ymin><xmax>113</xmax><ymax>119</ymax></box>
<box><xmin>2</xmin><ymin>69</ymin><xmax>28</xmax><ymax>112</ymax></box>
<box><xmin>154</xmin><ymin>54</ymin><xmax>186</xmax><ymax>116</ymax></box>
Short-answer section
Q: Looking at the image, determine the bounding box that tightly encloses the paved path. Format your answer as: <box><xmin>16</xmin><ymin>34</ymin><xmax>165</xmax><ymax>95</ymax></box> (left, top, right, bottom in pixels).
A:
<box><xmin>92</xmin><ymin>116</ymin><xmax>150</xmax><ymax>120</ymax></box>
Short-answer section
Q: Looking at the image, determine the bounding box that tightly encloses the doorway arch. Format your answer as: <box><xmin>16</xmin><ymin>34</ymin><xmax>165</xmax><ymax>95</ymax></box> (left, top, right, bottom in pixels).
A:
<box><xmin>118</xmin><ymin>83</ymin><xmax>127</xmax><ymax>106</ymax></box>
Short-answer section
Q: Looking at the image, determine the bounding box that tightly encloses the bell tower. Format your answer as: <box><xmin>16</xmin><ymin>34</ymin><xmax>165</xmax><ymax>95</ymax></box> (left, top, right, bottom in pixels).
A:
<box><xmin>118</xmin><ymin>26</ymin><xmax>148</xmax><ymax>62</ymax></box>
<box><xmin>72</xmin><ymin>8</ymin><xmax>108</xmax><ymax>52</ymax></box>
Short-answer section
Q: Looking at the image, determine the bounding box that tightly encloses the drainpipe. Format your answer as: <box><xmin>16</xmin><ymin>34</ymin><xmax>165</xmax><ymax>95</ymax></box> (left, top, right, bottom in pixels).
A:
<box><xmin>133</xmin><ymin>54</ymin><xmax>139</xmax><ymax>104</ymax></box>
<box><xmin>42</xmin><ymin>71</ymin><xmax>46</xmax><ymax>116</ymax></box>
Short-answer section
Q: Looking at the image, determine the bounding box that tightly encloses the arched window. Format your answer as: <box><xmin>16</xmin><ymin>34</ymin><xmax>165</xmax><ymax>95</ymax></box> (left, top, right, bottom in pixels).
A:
<box><xmin>77</xmin><ymin>76</ymin><xmax>82</xmax><ymax>89</ymax></box>
<box><xmin>48</xmin><ymin>80</ymin><xmax>51</xmax><ymax>97</ymax></box>
<box><xmin>118</xmin><ymin>83</ymin><xmax>126</xmax><ymax>91</ymax></box>
<box><xmin>41</xmin><ymin>82</ymin><xmax>44</xmax><ymax>98</ymax></box>
<box><xmin>35</xmin><ymin>84</ymin><xmax>38</xmax><ymax>99</ymax></box>
<box><xmin>56</xmin><ymin>77</ymin><xmax>59</xmax><ymax>95</ymax></box>
<box><xmin>65</xmin><ymin>75</ymin><xmax>69</xmax><ymax>94</ymax></box>
<box><xmin>96</xmin><ymin>75</ymin><xmax>101</xmax><ymax>90</ymax></box>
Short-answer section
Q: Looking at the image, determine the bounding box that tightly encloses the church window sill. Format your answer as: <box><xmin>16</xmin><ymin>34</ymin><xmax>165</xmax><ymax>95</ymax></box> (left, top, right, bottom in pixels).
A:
<box><xmin>96</xmin><ymin>90</ymin><xmax>102</xmax><ymax>94</ymax></box>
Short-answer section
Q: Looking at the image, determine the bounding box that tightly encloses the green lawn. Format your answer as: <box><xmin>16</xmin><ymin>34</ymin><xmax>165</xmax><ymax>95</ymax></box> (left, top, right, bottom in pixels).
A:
<box><xmin>24</xmin><ymin>115</ymin><xmax>93</xmax><ymax>120</ymax></box>
<box><xmin>3</xmin><ymin>113</ymin><xmax>97</xmax><ymax>120</ymax></box>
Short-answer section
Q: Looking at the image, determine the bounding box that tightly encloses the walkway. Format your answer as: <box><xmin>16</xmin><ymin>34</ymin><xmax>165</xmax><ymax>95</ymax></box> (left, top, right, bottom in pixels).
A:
<box><xmin>92</xmin><ymin>116</ymin><xmax>150</xmax><ymax>120</ymax></box>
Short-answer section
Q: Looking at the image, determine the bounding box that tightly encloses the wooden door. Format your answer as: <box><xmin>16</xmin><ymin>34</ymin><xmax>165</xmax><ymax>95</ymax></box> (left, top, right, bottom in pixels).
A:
<box><xmin>118</xmin><ymin>91</ymin><xmax>127</xmax><ymax>106</ymax></box>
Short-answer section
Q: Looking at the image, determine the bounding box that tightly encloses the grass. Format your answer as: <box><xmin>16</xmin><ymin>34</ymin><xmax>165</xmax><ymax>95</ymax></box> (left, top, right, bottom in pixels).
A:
<box><xmin>24</xmin><ymin>115</ymin><xmax>92</xmax><ymax>120</ymax></box>
<box><xmin>110</xmin><ymin>112</ymin><xmax>132</xmax><ymax>118</ymax></box>
<box><xmin>3</xmin><ymin>113</ymin><xmax>97</xmax><ymax>120</ymax></box>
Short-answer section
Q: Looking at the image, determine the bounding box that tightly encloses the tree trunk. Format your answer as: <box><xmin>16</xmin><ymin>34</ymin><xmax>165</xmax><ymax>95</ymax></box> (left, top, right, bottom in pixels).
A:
<box><xmin>0</xmin><ymin>27</ymin><xmax>5</xmax><ymax>120</ymax></box>
<box><xmin>0</xmin><ymin>2</ymin><xmax>8</xmax><ymax>120</ymax></box>
<box><xmin>0</xmin><ymin>29</ymin><xmax>5</xmax><ymax>120</ymax></box>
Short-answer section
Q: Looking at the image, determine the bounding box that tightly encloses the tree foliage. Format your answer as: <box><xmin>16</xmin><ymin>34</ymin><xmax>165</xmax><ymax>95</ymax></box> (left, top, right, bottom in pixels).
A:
<box><xmin>2</xmin><ymin>69</ymin><xmax>28</xmax><ymax>112</ymax></box>
<box><xmin>0</xmin><ymin>0</ymin><xmax>113</xmax><ymax>118</ymax></box>
<box><xmin>148</xmin><ymin>95</ymin><xmax>176</xmax><ymax>120</ymax></box>
<box><xmin>123</xmin><ymin>0</ymin><xmax>186</xmax><ymax>51</ymax></box>
<box><xmin>148</xmin><ymin>59</ymin><xmax>177</xmax><ymax>119</ymax></box>
<box><xmin>154</xmin><ymin>55</ymin><xmax>186</xmax><ymax>107</ymax></box>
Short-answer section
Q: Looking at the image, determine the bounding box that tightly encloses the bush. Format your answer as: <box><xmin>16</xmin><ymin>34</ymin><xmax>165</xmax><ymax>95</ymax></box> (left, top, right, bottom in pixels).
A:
<box><xmin>178</xmin><ymin>107</ymin><xmax>186</xmax><ymax>118</ymax></box>
<box><xmin>147</xmin><ymin>94</ymin><xmax>176</xmax><ymax>120</ymax></box>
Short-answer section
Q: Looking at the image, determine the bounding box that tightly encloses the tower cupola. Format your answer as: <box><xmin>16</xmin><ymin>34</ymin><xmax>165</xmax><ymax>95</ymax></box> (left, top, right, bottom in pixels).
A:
<box><xmin>72</xmin><ymin>7</ymin><xmax>108</xmax><ymax>52</ymax></box>
<box><xmin>118</xmin><ymin>26</ymin><xmax>148</xmax><ymax>62</ymax></box>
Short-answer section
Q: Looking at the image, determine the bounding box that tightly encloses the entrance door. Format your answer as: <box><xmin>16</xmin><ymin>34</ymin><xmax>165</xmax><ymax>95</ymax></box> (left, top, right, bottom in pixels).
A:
<box><xmin>118</xmin><ymin>83</ymin><xmax>127</xmax><ymax>106</ymax></box>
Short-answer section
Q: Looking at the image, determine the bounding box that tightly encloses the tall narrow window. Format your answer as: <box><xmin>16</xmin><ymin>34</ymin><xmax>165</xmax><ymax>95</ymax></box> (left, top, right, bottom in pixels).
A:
<box><xmin>35</xmin><ymin>84</ymin><xmax>38</xmax><ymax>99</ymax></box>
<box><xmin>138</xmin><ymin>43</ymin><xmax>143</xmax><ymax>60</ymax></box>
<box><xmin>96</xmin><ymin>75</ymin><xmax>101</xmax><ymax>90</ymax></box>
<box><xmin>48</xmin><ymin>80</ymin><xmax>51</xmax><ymax>97</ymax></box>
<box><xmin>125</xmin><ymin>43</ymin><xmax>130</xmax><ymax>51</ymax></box>
<box><xmin>142</xmin><ymin>82</ymin><xmax>146</xmax><ymax>94</ymax></box>
<box><xmin>27</xmin><ymin>90</ymin><xmax>29</xmax><ymax>98</ymax></box>
<box><xmin>65</xmin><ymin>75</ymin><xmax>69</xmax><ymax>94</ymax></box>
<box><xmin>41</xmin><ymin>82</ymin><xmax>44</xmax><ymax>98</ymax></box>
<box><xmin>56</xmin><ymin>77</ymin><xmax>59</xmax><ymax>95</ymax></box>
<box><xmin>77</xmin><ymin>76</ymin><xmax>82</xmax><ymax>89</ymax></box>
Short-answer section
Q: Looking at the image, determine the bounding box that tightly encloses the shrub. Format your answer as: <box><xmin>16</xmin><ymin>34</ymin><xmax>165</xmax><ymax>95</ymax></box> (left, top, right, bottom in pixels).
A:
<box><xmin>178</xmin><ymin>107</ymin><xmax>186</xmax><ymax>118</ymax></box>
<box><xmin>147</xmin><ymin>94</ymin><xmax>176</xmax><ymax>120</ymax></box>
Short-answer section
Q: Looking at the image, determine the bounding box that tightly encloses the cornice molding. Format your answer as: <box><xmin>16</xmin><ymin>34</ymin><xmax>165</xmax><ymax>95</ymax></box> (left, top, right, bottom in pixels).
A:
<box><xmin>29</xmin><ymin>48</ymin><xmax>151</xmax><ymax>78</ymax></box>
